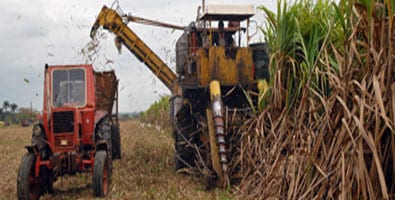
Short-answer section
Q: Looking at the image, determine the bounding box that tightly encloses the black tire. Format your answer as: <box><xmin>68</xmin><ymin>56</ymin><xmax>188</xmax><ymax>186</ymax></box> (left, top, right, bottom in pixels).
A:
<box><xmin>17</xmin><ymin>153</ymin><xmax>41</xmax><ymax>200</ymax></box>
<box><xmin>92</xmin><ymin>150</ymin><xmax>111</xmax><ymax>197</ymax></box>
<box><xmin>111</xmin><ymin>124</ymin><xmax>121</xmax><ymax>160</ymax></box>
<box><xmin>46</xmin><ymin>179</ymin><xmax>54</xmax><ymax>194</ymax></box>
<box><xmin>44</xmin><ymin>170</ymin><xmax>54</xmax><ymax>195</ymax></box>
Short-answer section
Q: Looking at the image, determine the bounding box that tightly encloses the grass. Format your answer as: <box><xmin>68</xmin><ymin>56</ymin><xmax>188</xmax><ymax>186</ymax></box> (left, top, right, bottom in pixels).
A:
<box><xmin>235</xmin><ymin>0</ymin><xmax>395</xmax><ymax>199</ymax></box>
<box><xmin>0</xmin><ymin>120</ymin><xmax>233</xmax><ymax>200</ymax></box>
<box><xmin>140</xmin><ymin>95</ymin><xmax>171</xmax><ymax>128</ymax></box>
<box><xmin>0</xmin><ymin>126</ymin><xmax>29</xmax><ymax>200</ymax></box>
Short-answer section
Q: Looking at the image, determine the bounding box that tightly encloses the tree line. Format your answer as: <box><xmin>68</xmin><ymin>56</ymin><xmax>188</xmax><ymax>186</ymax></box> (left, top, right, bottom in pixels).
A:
<box><xmin>0</xmin><ymin>100</ymin><xmax>39</xmax><ymax>125</ymax></box>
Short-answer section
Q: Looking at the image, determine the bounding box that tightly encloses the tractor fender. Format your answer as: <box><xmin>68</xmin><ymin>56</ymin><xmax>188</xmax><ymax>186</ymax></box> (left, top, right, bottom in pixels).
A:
<box><xmin>32</xmin><ymin>122</ymin><xmax>48</xmax><ymax>149</ymax></box>
<box><xmin>96</xmin><ymin>140</ymin><xmax>108</xmax><ymax>151</ymax></box>
<box><xmin>24</xmin><ymin>144</ymin><xmax>39</xmax><ymax>154</ymax></box>
<box><xmin>94</xmin><ymin>112</ymin><xmax>110</xmax><ymax>138</ymax></box>
<box><xmin>94</xmin><ymin>111</ymin><xmax>108</xmax><ymax>127</ymax></box>
<box><xmin>31</xmin><ymin>122</ymin><xmax>52</xmax><ymax>159</ymax></box>
<box><xmin>94</xmin><ymin>115</ymin><xmax>112</xmax><ymax>152</ymax></box>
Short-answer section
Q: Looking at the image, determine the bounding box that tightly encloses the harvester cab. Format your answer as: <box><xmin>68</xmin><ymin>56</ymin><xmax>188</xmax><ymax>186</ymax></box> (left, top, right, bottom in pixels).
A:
<box><xmin>17</xmin><ymin>64</ymin><xmax>121</xmax><ymax>199</ymax></box>
<box><xmin>175</xmin><ymin>3</ymin><xmax>269</xmax><ymax>87</ymax></box>
<box><xmin>198</xmin><ymin>4</ymin><xmax>255</xmax><ymax>48</ymax></box>
<box><xmin>90</xmin><ymin>2</ymin><xmax>270</xmax><ymax>188</ymax></box>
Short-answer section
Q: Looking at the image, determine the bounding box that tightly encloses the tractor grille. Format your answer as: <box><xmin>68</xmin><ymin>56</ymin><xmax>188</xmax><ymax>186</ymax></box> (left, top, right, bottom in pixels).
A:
<box><xmin>53</xmin><ymin>111</ymin><xmax>74</xmax><ymax>133</ymax></box>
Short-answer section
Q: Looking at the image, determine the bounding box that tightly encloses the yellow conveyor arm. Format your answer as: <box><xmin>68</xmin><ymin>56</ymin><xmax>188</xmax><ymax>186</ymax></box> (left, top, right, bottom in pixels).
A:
<box><xmin>91</xmin><ymin>6</ymin><xmax>178</xmax><ymax>92</ymax></box>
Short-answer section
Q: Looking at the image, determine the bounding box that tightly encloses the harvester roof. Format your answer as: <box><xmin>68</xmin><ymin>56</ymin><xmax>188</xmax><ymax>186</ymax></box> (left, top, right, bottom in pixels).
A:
<box><xmin>200</xmin><ymin>4</ymin><xmax>255</xmax><ymax>21</ymax></box>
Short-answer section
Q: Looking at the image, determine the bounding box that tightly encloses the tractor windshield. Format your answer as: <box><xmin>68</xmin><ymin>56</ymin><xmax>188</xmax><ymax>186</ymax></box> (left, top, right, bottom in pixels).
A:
<box><xmin>52</xmin><ymin>68</ymin><xmax>86</xmax><ymax>107</ymax></box>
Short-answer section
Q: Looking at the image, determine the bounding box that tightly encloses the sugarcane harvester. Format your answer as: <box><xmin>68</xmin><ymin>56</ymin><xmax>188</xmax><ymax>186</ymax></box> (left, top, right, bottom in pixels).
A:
<box><xmin>91</xmin><ymin>3</ymin><xmax>270</xmax><ymax>187</ymax></box>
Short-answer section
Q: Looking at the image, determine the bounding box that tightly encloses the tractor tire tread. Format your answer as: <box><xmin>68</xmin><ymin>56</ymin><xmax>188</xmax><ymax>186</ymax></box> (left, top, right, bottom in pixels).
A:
<box><xmin>17</xmin><ymin>153</ymin><xmax>40</xmax><ymax>200</ymax></box>
<box><xmin>92</xmin><ymin>150</ymin><xmax>111</xmax><ymax>197</ymax></box>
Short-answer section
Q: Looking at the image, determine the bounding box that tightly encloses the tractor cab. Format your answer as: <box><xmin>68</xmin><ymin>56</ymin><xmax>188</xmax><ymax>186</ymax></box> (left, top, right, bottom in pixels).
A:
<box><xmin>43</xmin><ymin>64</ymin><xmax>96</xmax><ymax>152</ymax></box>
<box><xmin>52</xmin><ymin>68</ymin><xmax>86</xmax><ymax>108</ymax></box>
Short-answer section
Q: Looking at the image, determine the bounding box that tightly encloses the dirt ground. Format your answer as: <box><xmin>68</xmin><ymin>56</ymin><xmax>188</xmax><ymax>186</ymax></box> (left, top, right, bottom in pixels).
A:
<box><xmin>0</xmin><ymin>120</ymin><xmax>232</xmax><ymax>200</ymax></box>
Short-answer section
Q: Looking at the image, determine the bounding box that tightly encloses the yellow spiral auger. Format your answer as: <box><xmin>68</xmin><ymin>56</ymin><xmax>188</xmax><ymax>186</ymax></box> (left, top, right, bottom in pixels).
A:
<box><xmin>208</xmin><ymin>80</ymin><xmax>229</xmax><ymax>187</ymax></box>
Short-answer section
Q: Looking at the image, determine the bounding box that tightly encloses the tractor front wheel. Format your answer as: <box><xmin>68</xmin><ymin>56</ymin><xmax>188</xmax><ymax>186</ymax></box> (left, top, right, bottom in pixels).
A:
<box><xmin>17</xmin><ymin>153</ymin><xmax>41</xmax><ymax>200</ymax></box>
<box><xmin>92</xmin><ymin>150</ymin><xmax>111</xmax><ymax>197</ymax></box>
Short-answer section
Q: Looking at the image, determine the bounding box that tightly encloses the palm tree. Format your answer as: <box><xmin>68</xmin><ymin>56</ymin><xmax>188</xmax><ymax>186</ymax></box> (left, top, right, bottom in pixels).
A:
<box><xmin>2</xmin><ymin>101</ymin><xmax>9</xmax><ymax>112</ymax></box>
<box><xmin>10</xmin><ymin>103</ymin><xmax>18</xmax><ymax>113</ymax></box>
<box><xmin>10</xmin><ymin>103</ymin><xmax>18</xmax><ymax>123</ymax></box>
<box><xmin>2</xmin><ymin>101</ymin><xmax>10</xmax><ymax>122</ymax></box>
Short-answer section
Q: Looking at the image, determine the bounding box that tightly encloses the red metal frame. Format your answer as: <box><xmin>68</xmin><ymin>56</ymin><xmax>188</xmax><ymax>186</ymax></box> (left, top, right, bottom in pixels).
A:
<box><xmin>38</xmin><ymin>64</ymin><xmax>97</xmax><ymax>172</ymax></box>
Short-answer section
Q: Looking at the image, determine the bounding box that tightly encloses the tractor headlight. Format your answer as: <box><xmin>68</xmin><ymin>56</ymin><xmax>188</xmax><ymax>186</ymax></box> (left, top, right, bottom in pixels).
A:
<box><xmin>60</xmin><ymin>140</ymin><xmax>68</xmax><ymax>146</ymax></box>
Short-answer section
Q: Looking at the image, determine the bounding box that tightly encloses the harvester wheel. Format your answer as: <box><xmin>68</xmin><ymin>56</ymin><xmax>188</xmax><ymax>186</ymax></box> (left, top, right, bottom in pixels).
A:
<box><xmin>174</xmin><ymin>106</ymin><xmax>196</xmax><ymax>170</ymax></box>
<box><xmin>93</xmin><ymin>150</ymin><xmax>111</xmax><ymax>197</ymax></box>
<box><xmin>17</xmin><ymin>153</ymin><xmax>41</xmax><ymax>200</ymax></box>
<box><xmin>175</xmin><ymin>129</ymin><xmax>194</xmax><ymax>170</ymax></box>
<box><xmin>111</xmin><ymin>124</ymin><xmax>121</xmax><ymax>159</ymax></box>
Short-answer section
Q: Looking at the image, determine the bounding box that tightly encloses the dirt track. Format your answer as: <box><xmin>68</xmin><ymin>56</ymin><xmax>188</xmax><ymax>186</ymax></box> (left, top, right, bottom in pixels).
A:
<box><xmin>0</xmin><ymin>120</ymin><xmax>232</xmax><ymax>200</ymax></box>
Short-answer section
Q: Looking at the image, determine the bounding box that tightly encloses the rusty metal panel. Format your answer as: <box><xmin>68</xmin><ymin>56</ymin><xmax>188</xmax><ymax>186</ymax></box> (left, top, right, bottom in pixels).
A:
<box><xmin>196</xmin><ymin>49</ymin><xmax>210</xmax><ymax>86</ymax></box>
<box><xmin>94</xmin><ymin>71</ymin><xmax>118</xmax><ymax>114</ymax></box>
<box><xmin>196</xmin><ymin>47</ymin><xmax>254</xmax><ymax>86</ymax></box>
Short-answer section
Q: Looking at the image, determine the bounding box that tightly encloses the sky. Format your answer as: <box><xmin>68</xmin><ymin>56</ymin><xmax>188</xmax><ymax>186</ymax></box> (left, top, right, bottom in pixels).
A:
<box><xmin>0</xmin><ymin>0</ymin><xmax>276</xmax><ymax>113</ymax></box>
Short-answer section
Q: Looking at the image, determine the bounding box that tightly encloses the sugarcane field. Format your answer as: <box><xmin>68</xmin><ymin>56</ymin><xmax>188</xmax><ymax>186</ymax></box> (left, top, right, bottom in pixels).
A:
<box><xmin>1</xmin><ymin>0</ymin><xmax>395</xmax><ymax>199</ymax></box>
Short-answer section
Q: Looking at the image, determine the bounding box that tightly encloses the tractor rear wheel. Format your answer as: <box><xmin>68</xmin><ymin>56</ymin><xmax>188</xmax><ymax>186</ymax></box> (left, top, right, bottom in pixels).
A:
<box><xmin>17</xmin><ymin>153</ymin><xmax>41</xmax><ymax>200</ymax></box>
<box><xmin>111</xmin><ymin>124</ymin><xmax>121</xmax><ymax>159</ymax></box>
<box><xmin>92</xmin><ymin>150</ymin><xmax>111</xmax><ymax>197</ymax></box>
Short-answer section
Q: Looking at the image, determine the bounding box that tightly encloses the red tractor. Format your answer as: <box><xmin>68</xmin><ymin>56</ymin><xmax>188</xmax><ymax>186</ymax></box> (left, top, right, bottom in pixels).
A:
<box><xmin>17</xmin><ymin>64</ymin><xmax>120</xmax><ymax>199</ymax></box>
